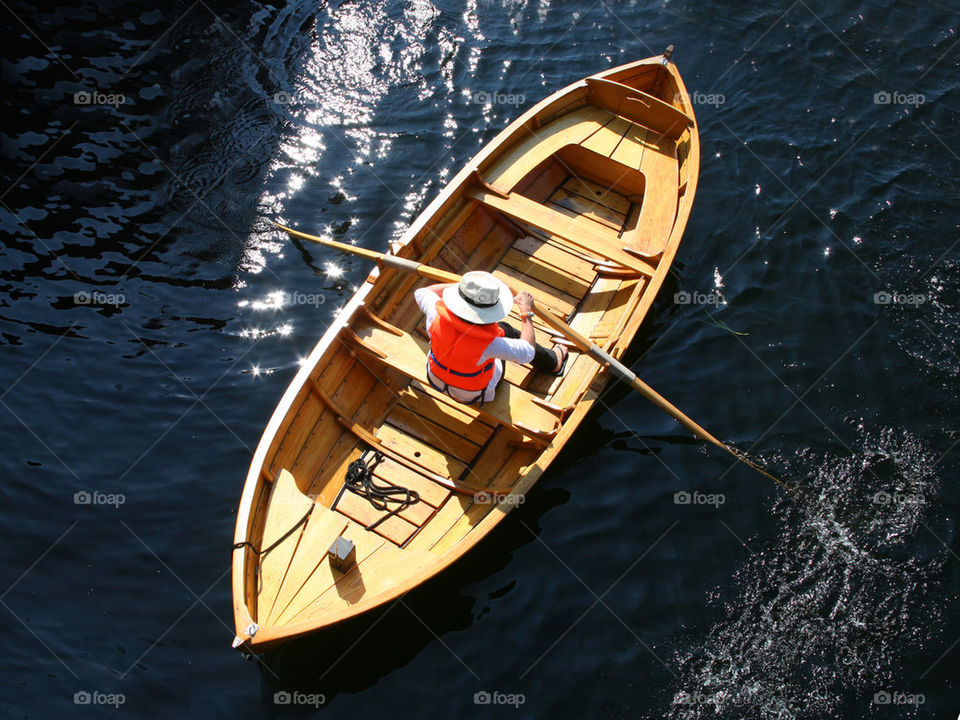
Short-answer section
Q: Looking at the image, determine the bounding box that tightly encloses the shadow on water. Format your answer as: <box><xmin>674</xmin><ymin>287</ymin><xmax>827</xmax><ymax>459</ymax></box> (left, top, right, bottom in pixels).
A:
<box><xmin>254</xmin><ymin>477</ymin><xmax>573</xmax><ymax>703</ymax></box>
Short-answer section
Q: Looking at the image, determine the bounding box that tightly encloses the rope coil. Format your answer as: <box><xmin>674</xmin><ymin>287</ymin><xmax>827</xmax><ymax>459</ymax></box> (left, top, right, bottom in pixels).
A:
<box><xmin>339</xmin><ymin>451</ymin><xmax>420</xmax><ymax>531</ymax></box>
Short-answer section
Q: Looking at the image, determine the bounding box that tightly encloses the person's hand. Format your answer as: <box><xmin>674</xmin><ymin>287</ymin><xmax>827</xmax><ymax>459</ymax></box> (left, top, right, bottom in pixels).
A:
<box><xmin>515</xmin><ymin>290</ymin><xmax>534</xmax><ymax>316</ymax></box>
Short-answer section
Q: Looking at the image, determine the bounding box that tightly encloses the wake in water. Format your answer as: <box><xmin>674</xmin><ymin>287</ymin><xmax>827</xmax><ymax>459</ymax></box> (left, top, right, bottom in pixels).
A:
<box><xmin>666</xmin><ymin>427</ymin><xmax>950</xmax><ymax>719</ymax></box>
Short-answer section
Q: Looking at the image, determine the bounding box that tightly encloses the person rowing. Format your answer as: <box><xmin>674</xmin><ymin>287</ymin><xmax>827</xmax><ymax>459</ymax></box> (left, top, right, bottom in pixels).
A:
<box><xmin>414</xmin><ymin>271</ymin><xmax>569</xmax><ymax>405</ymax></box>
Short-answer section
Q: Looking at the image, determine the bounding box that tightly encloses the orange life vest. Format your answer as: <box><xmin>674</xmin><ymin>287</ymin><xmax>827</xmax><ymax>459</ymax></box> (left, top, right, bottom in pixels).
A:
<box><xmin>427</xmin><ymin>300</ymin><xmax>505</xmax><ymax>391</ymax></box>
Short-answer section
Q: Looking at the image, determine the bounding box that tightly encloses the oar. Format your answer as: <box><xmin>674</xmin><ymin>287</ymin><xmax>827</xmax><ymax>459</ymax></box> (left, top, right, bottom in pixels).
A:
<box><xmin>272</xmin><ymin>221</ymin><xmax>789</xmax><ymax>491</ymax></box>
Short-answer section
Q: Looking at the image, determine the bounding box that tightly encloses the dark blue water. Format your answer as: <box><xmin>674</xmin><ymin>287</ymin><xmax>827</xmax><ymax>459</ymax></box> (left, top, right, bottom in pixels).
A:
<box><xmin>2</xmin><ymin>1</ymin><xmax>958</xmax><ymax>717</ymax></box>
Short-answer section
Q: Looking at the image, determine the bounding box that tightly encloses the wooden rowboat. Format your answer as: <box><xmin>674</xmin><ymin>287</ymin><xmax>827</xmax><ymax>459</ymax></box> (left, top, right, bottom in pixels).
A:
<box><xmin>232</xmin><ymin>50</ymin><xmax>700</xmax><ymax>652</ymax></box>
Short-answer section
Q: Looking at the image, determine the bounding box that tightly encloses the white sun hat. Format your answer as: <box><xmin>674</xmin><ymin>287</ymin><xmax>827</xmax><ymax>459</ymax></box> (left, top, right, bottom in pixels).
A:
<box><xmin>442</xmin><ymin>271</ymin><xmax>514</xmax><ymax>325</ymax></box>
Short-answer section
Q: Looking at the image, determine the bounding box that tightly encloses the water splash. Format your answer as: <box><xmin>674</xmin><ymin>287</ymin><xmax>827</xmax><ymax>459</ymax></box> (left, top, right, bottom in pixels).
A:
<box><xmin>668</xmin><ymin>427</ymin><xmax>949</xmax><ymax>719</ymax></box>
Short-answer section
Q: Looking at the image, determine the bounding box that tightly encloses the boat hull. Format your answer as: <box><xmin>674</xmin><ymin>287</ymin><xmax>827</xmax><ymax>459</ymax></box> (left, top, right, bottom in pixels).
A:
<box><xmin>232</xmin><ymin>53</ymin><xmax>700</xmax><ymax>652</ymax></box>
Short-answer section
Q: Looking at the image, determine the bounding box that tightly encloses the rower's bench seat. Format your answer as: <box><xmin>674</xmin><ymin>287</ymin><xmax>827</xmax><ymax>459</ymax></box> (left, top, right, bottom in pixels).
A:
<box><xmin>345</xmin><ymin>310</ymin><xmax>563</xmax><ymax>441</ymax></box>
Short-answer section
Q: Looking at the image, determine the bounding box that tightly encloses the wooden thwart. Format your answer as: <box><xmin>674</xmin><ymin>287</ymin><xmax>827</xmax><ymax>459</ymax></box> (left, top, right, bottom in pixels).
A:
<box><xmin>464</xmin><ymin>186</ymin><xmax>655</xmax><ymax>277</ymax></box>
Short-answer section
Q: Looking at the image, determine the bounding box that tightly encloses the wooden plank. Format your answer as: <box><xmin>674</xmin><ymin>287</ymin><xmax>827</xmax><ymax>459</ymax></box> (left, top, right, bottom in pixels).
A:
<box><xmin>334</xmin><ymin>490</ymin><xmax>420</xmax><ymax>546</ymax></box>
<box><xmin>590</xmin><ymin>280</ymin><xmax>638</xmax><ymax>340</ymax></box>
<box><xmin>430</xmin><ymin>429</ymin><xmax>537</xmax><ymax>556</ymax></box>
<box><xmin>500</xmin><ymin>248</ymin><xmax>592</xmax><ymax>300</ymax></box>
<box><xmin>532</xmin><ymin>351</ymin><xmax>593</xmax><ymax>404</ymax></box>
<box><xmin>391</xmin><ymin>492</ymin><xmax>436</xmax><ymax>526</ymax></box>
<box><xmin>428</xmin><ymin>501</ymin><xmax>491</xmax><ymax>557</ymax></box>
<box><xmin>304</xmin><ymin>361</ymin><xmax>406</xmax><ymax>497</ymax></box>
<box><xmin>385</xmin><ymin>404</ymin><xmax>482</xmax><ymax>465</ymax></box>
<box><xmin>515</xmin><ymin>159</ymin><xmax>567</xmax><ymax>203</ymax></box>
<box><xmin>372</xmin><ymin>200</ymin><xmax>479</xmax><ymax>319</ymax></box>
<box><xmin>289</xmin><ymin>543</ymin><xmax>438</xmax><ymax>625</ymax></box>
<box><xmin>626</xmin><ymin>142</ymin><xmax>679</xmax><ymax>257</ymax></box>
<box><xmin>581</xmin><ymin>114</ymin><xmax>631</xmax><ymax>157</ymax></box>
<box><xmin>547</xmin><ymin>186</ymin><xmax>625</xmax><ymax>230</ymax></box>
<box><xmin>603</xmin><ymin>64</ymin><xmax>662</xmax><ymax>95</ymax></box>
<box><xmin>461</xmin><ymin>220</ymin><xmax>516</xmax><ymax>272</ymax></box>
<box><xmin>267</xmin><ymin>504</ymin><xmax>349</xmax><ymax>625</ymax></box>
<box><xmin>276</xmin><ymin>524</ymin><xmax>386</xmax><ymax>625</ymax></box>
<box><xmin>373</xmin><ymin>455</ymin><xmax>452</xmax><ymax>508</ymax></box>
<box><xmin>464</xmin><ymin>186</ymin><xmax>653</xmax><ymax>277</ymax></box>
<box><xmin>610</xmin><ymin>122</ymin><xmax>648</xmax><ymax>171</ymax></box>
<box><xmin>405</xmin><ymin>494</ymin><xmax>476</xmax><ymax>553</ymax></box>
<box><xmin>461</xmin><ymin>425</ymin><xmax>535</xmax><ymax>489</ymax></box>
<box><xmin>376</xmin><ymin>423</ymin><xmax>467</xmax><ymax>480</ymax></box>
<box><xmin>560</xmin><ymin>176</ymin><xmax>631</xmax><ymax>216</ymax></box>
<box><xmin>266</xmin><ymin>394</ymin><xmax>320</xmax><ymax>476</ymax></box>
<box><xmin>255</xmin><ymin>469</ymin><xmax>314</xmax><ymax>623</ymax></box>
<box><xmin>289</xmin><ymin>409</ymin><xmax>346</xmax><ymax>485</ymax></box>
<box><xmin>440</xmin><ymin>204</ymin><xmax>499</xmax><ymax>264</ymax></box>
<box><xmin>395</xmin><ymin>387</ymin><xmax>495</xmax><ymax>447</ymax></box>
<box><xmin>492</xmin><ymin>266</ymin><xmax>577</xmax><ymax>318</ymax></box>
<box><xmin>290</xmin><ymin>360</ymin><xmax>377</xmax><ymax>480</ymax></box>
<box><xmin>512</xmin><ymin>234</ymin><xmax>602</xmax><ymax>277</ymax></box>
<box><xmin>526</xmin><ymin>276</ymin><xmax>624</xmax><ymax>401</ymax></box>
<box><xmin>568</xmin><ymin>276</ymin><xmax>623</xmax><ymax>338</ymax></box>
<box><xmin>586</xmin><ymin>77</ymin><xmax>693</xmax><ymax>140</ymax></box>
<box><xmin>313</xmin><ymin>443</ymin><xmax>364</xmax><ymax>507</ymax></box>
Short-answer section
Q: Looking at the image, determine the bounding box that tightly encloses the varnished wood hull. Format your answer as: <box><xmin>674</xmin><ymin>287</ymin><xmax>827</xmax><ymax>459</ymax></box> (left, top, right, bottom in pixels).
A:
<box><xmin>232</xmin><ymin>53</ymin><xmax>700</xmax><ymax>652</ymax></box>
